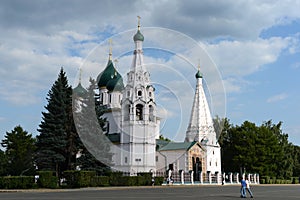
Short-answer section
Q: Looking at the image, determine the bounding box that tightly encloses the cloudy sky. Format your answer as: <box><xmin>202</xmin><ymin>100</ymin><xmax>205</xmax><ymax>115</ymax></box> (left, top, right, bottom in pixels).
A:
<box><xmin>1</xmin><ymin>0</ymin><xmax>300</xmax><ymax>145</ymax></box>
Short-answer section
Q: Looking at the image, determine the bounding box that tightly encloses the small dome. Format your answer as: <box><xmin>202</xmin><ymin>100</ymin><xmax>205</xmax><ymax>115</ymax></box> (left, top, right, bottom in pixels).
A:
<box><xmin>73</xmin><ymin>83</ymin><xmax>87</xmax><ymax>97</ymax></box>
<box><xmin>97</xmin><ymin>60</ymin><xmax>117</xmax><ymax>88</ymax></box>
<box><xmin>195</xmin><ymin>70</ymin><xmax>203</xmax><ymax>79</ymax></box>
<box><xmin>106</xmin><ymin>75</ymin><xmax>124</xmax><ymax>92</ymax></box>
<box><xmin>133</xmin><ymin>30</ymin><xmax>144</xmax><ymax>42</ymax></box>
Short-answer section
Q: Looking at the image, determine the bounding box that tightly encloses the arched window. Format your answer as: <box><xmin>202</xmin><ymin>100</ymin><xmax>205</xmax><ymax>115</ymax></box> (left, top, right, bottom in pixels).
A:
<box><xmin>127</xmin><ymin>91</ymin><xmax>130</xmax><ymax>97</ymax></box>
<box><xmin>124</xmin><ymin>104</ymin><xmax>130</xmax><ymax>121</ymax></box>
<box><xmin>138</xmin><ymin>90</ymin><xmax>142</xmax><ymax>96</ymax></box>
<box><xmin>149</xmin><ymin>105</ymin><xmax>154</xmax><ymax>121</ymax></box>
<box><xmin>136</xmin><ymin>104</ymin><xmax>143</xmax><ymax>120</ymax></box>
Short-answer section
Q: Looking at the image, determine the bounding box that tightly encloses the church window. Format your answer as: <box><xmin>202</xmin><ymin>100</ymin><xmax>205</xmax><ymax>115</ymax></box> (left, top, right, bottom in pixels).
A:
<box><xmin>100</xmin><ymin>93</ymin><xmax>103</xmax><ymax>103</ymax></box>
<box><xmin>213</xmin><ymin>151</ymin><xmax>214</xmax><ymax>155</ymax></box>
<box><xmin>138</xmin><ymin>90</ymin><xmax>142</xmax><ymax>96</ymax></box>
<box><xmin>124</xmin><ymin>105</ymin><xmax>130</xmax><ymax>121</ymax></box>
<box><xmin>127</xmin><ymin>91</ymin><xmax>130</xmax><ymax>97</ymax></box>
<box><xmin>149</xmin><ymin>105</ymin><xmax>154</xmax><ymax>121</ymax></box>
<box><xmin>109</xmin><ymin>94</ymin><xmax>112</xmax><ymax>103</ymax></box>
<box><xmin>149</xmin><ymin>92</ymin><xmax>152</xmax><ymax>97</ymax></box>
<box><xmin>215</xmin><ymin>161</ymin><xmax>218</xmax><ymax>166</ymax></box>
<box><xmin>125</xmin><ymin>157</ymin><xmax>127</xmax><ymax>163</ymax></box>
<box><xmin>156</xmin><ymin>156</ymin><xmax>158</xmax><ymax>162</ymax></box>
<box><xmin>136</xmin><ymin>104</ymin><xmax>143</xmax><ymax>120</ymax></box>
<box><xmin>209</xmin><ymin>161</ymin><xmax>211</xmax><ymax>166</ymax></box>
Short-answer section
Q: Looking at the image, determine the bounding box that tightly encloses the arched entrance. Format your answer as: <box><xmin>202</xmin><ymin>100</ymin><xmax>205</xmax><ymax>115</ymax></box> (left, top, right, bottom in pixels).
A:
<box><xmin>192</xmin><ymin>157</ymin><xmax>202</xmax><ymax>181</ymax></box>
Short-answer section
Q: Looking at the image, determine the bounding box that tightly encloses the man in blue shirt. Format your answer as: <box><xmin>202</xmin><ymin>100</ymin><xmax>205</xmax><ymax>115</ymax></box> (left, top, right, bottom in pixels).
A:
<box><xmin>240</xmin><ymin>178</ymin><xmax>247</xmax><ymax>198</ymax></box>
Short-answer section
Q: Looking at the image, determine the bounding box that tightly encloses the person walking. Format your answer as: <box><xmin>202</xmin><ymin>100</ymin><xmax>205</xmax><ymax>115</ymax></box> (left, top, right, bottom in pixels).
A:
<box><xmin>246</xmin><ymin>177</ymin><xmax>254</xmax><ymax>198</ymax></box>
<box><xmin>240</xmin><ymin>177</ymin><xmax>246</xmax><ymax>198</ymax></box>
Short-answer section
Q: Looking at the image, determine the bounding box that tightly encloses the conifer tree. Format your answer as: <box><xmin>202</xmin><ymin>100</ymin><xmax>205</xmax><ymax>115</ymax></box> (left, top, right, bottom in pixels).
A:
<box><xmin>73</xmin><ymin>78</ymin><xmax>112</xmax><ymax>175</ymax></box>
<box><xmin>1</xmin><ymin>125</ymin><xmax>36</xmax><ymax>176</ymax></box>
<box><xmin>36</xmin><ymin>68</ymin><xmax>78</xmax><ymax>177</ymax></box>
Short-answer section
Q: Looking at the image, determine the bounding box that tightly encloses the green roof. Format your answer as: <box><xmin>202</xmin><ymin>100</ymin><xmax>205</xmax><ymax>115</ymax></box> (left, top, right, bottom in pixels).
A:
<box><xmin>133</xmin><ymin>30</ymin><xmax>144</xmax><ymax>42</ymax></box>
<box><xmin>97</xmin><ymin>59</ymin><xmax>124</xmax><ymax>91</ymax></box>
<box><xmin>106</xmin><ymin>75</ymin><xmax>124</xmax><ymax>92</ymax></box>
<box><xmin>157</xmin><ymin>140</ymin><xmax>198</xmax><ymax>151</ymax></box>
<box><xmin>73</xmin><ymin>82</ymin><xmax>87</xmax><ymax>97</ymax></box>
<box><xmin>195</xmin><ymin>70</ymin><xmax>203</xmax><ymax>79</ymax></box>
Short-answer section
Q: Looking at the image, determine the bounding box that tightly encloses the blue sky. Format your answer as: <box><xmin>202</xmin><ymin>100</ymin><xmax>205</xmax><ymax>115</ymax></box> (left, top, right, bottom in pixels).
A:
<box><xmin>0</xmin><ymin>0</ymin><xmax>300</xmax><ymax>145</ymax></box>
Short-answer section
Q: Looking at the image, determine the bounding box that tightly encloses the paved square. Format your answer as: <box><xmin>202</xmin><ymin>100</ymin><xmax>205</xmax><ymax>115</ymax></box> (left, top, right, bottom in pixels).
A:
<box><xmin>1</xmin><ymin>185</ymin><xmax>300</xmax><ymax>199</ymax></box>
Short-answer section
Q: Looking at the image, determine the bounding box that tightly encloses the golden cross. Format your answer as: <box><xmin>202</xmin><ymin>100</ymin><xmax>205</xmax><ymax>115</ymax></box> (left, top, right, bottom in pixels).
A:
<box><xmin>137</xmin><ymin>16</ymin><xmax>141</xmax><ymax>29</ymax></box>
<box><xmin>108</xmin><ymin>38</ymin><xmax>113</xmax><ymax>60</ymax></box>
<box><xmin>79</xmin><ymin>68</ymin><xmax>82</xmax><ymax>84</ymax></box>
<box><xmin>197</xmin><ymin>59</ymin><xmax>201</xmax><ymax>71</ymax></box>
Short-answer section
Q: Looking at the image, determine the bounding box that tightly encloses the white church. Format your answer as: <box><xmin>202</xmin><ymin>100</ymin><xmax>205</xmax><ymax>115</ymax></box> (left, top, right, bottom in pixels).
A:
<box><xmin>74</xmin><ymin>19</ymin><xmax>221</xmax><ymax>179</ymax></box>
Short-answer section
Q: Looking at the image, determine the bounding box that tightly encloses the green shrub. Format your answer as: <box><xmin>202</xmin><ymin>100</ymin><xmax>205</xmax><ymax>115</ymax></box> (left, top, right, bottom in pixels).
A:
<box><xmin>137</xmin><ymin>172</ymin><xmax>152</xmax><ymax>186</ymax></box>
<box><xmin>93</xmin><ymin>176</ymin><xmax>109</xmax><ymax>186</ymax></box>
<box><xmin>291</xmin><ymin>177</ymin><xmax>299</xmax><ymax>184</ymax></box>
<box><xmin>79</xmin><ymin>171</ymin><xmax>96</xmax><ymax>187</ymax></box>
<box><xmin>63</xmin><ymin>170</ymin><xmax>80</xmax><ymax>188</ymax></box>
<box><xmin>38</xmin><ymin>171</ymin><xmax>58</xmax><ymax>189</ymax></box>
<box><xmin>154</xmin><ymin>176</ymin><xmax>164</xmax><ymax>185</ymax></box>
<box><xmin>109</xmin><ymin>172</ymin><xmax>123</xmax><ymax>186</ymax></box>
<box><xmin>261</xmin><ymin>176</ymin><xmax>270</xmax><ymax>184</ymax></box>
<box><xmin>0</xmin><ymin>176</ymin><xmax>34</xmax><ymax>189</ymax></box>
<box><xmin>63</xmin><ymin>170</ymin><xmax>96</xmax><ymax>188</ymax></box>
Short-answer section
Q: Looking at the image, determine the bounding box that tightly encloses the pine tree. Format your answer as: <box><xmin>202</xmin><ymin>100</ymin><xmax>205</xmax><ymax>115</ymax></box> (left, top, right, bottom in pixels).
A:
<box><xmin>0</xmin><ymin>149</ymin><xmax>7</xmax><ymax>176</ymax></box>
<box><xmin>1</xmin><ymin>125</ymin><xmax>36</xmax><ymax>176</ymax></box>
<box><xmin>36</xmin><ymin>68</ymin><xmax>78</xmax><ymax>177</ymax></box>
<box><xmin>73</xmin><ymin>78</ymin><xmax>112</xmax><ymax>175</ymax></box>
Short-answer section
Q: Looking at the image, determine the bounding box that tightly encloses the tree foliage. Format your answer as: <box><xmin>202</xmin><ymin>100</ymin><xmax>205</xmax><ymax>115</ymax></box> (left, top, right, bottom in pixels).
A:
<box><xmin>74</xmin><ymin>78</ymin><xmax>112</xmax><ymax>175</ymax></box>
<box><xmin>1</xmin><ymin>125</ymin><xmax>36</xmax><ymax>176</ymax></box>
<box><xmin>36</xmin><ymin>68</ymin><xmax>79</xmax><ymax>177</ymax></box>
<box><xmin>217</xmin><ymin>118</ymin><xmax>296</xmax><ymax>179</ymax></box>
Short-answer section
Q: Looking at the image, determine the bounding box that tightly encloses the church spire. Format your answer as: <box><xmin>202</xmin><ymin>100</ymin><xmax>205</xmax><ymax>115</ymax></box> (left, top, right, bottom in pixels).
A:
<box><xmin>185</xmin><ymin>62</ymin><xmax>216</xmax><ymax>144</ymax></box>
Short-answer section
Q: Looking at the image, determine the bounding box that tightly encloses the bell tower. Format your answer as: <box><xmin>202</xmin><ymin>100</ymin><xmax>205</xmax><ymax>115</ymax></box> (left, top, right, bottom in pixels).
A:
<box><xmin>118</xmin><ymin>17</ymin><xmax>160</xmax><ymax>173</ymax></box>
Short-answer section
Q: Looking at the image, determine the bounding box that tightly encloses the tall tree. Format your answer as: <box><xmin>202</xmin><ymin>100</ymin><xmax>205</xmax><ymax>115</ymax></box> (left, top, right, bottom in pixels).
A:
<box><xmin>1</xmin><ymin>125</ymin><xmax>36</xmax><ymax>176</ymax></box>
<box><xmin>36</xmin><ymin>68</ymin><xmax>78</xmax><ymax>177</ymax></box>
<box><xmin>219</xmin><ymin>119</ymin><xmax>294</xmax><ymax>179</ymax></box>
<box><xmin>0</xmin><ymin>149</ymin><xmax>7</xmax><ymax>176</ymax></box>
<box><xmin>74</xmin><ymin>78</ymin><xmax>112</xmax><ymax>175</ymax></box>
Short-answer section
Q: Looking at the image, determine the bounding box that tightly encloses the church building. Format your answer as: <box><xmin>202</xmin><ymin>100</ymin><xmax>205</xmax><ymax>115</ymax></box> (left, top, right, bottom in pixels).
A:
<box><xmin>74</xmin><ymin>19</ymin><xmax>221</xmax><ymax>176</ymax></box>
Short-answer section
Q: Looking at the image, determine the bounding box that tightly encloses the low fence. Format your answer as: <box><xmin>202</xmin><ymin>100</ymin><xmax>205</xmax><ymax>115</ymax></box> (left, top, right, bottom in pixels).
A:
<box><xmin>154</xmin><ymin>171</ymin><xmax>260</xmax><ymax>185</ymax></box>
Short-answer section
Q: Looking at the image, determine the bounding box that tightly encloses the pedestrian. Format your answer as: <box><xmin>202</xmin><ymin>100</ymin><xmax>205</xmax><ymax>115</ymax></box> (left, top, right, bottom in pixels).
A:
<box><xmin>240</xmin><ymin>177</ymin><xmax>246</xmax><ymax>198</ymax></box>
<box><xmin>246</xmin><ymin>177</ymin><xmax>254</xmax><ymax>198</ymax></box>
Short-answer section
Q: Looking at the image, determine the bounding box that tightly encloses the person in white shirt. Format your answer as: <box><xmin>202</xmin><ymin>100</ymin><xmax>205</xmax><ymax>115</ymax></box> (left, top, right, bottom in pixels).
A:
<box><xmin>245</xmin><ymin>177</ymin><xmax>254</xmax><ymax>198</ymax></box>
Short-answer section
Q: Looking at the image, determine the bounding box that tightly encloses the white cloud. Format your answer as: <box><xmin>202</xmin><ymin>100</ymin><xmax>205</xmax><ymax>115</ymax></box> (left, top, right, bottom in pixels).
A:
<box><xmin>205</xmin><ymin>37</ymin><xmax>291</xmax><ymax>77</ymax></box>
<box><xmin>267</xmin><ymin>93</ymin><xmax>288</xmax><ymax>103</ymax></box>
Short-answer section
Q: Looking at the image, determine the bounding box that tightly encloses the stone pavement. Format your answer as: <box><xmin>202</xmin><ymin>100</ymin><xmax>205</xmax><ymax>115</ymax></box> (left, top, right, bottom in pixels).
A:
<box><xmin>1</xmin><ymin>184</ymin><xmax>300</xmax><ymax>200</ymax></box>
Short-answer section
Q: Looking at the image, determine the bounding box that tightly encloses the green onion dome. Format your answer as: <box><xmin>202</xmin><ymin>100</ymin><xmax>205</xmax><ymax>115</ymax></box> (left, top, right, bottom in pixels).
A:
<box><xmin>195</xmin><ymin>70</ymin><xmax>203</xmax><ymax>79</ymax></box>
<box><xmin>133</xmin><ymin>30</ymin><xmax>144</xmax><ymax>42</ymax></box>
<box><xmin>73</xmin><ymin>82</ymin><xmax>87</xmax><ymax>97</ymax></box>
<box><xmin>97</xmin><ymin>59</ymin><xmax>124</xmax><ymax>91</ymax></box>
<box><xmin>106</xmin><ymin>75</ymin><xmax>124</xmax><ymax>92</ymax></box>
